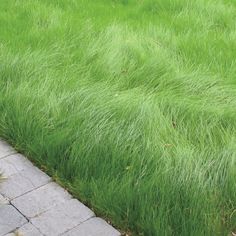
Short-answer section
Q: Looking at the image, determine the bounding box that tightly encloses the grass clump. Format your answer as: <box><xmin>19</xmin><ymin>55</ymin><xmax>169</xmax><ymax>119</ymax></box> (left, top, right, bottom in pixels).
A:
<box><xmin>0</xmin><ymin>0</ymin><xmax>236</xmax><ymax>235</ymax></box>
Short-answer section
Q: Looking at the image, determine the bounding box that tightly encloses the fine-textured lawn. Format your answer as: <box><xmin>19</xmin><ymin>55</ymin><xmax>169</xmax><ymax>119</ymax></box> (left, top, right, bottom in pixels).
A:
<box><xmin>0</xmin><ymin>0</ymin><xmax>236</xmax><ymax>235</ymax></box>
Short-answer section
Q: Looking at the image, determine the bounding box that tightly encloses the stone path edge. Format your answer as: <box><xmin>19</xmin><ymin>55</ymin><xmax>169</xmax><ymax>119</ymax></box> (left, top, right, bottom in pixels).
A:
<box><xmin>0</xmin><ymin>139</ymin><xmax>121</xmax><ymax>236</ymax></box>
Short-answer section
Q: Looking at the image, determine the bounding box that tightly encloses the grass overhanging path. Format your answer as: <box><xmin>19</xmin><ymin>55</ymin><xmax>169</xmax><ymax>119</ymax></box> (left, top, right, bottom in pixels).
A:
<box><xmin>0</xmin><ymin>0</ymin><xmax>236</xmax><ymax>235</ymax></box>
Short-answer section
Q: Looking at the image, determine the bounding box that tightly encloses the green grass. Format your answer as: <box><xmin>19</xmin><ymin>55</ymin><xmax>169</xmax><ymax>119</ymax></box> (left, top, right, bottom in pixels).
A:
<box><xmin>0</xmin><ymin>0</ymin><xmax>236</xmax><ymax>235</ymax></box>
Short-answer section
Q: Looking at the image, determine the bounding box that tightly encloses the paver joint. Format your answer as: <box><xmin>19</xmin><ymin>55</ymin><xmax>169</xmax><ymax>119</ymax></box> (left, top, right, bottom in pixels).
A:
<box><xmin>0</xmin><ymin>140</ymin><xmax>121</xmax><ymax>236</ymax></box>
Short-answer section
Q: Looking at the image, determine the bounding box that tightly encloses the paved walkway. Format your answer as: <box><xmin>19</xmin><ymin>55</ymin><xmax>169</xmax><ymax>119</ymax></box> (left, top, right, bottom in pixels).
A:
<box><xmin>0</xmin><ymin>140</ymin><xmax>121</xmax><ymax>236</ymax></box>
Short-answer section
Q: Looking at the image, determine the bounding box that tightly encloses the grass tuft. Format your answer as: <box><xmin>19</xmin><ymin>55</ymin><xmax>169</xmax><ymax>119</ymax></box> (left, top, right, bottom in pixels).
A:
<box><xmin>0</xmin><ymin>0</ymin><xmax>236</xmax><ymax>235</ymax></box>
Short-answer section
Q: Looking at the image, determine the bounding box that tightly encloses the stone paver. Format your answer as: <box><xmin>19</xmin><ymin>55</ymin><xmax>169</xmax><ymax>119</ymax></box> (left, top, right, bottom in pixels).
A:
<box><xmin>0</xmin><ymin>168</ymin><xmax>51</xmax><ymax>200</ymax></box>
<box><xmin>31</xmin><ymin>199</ymin><xmax>95</xmax><ymax>236</ymax></box>
<box><xmin>63</xmin><ymin>217</ymin><xmax>121</xmax><ymax>236</ymax></box>
<box><xmin>0</xmin><ymin>140</ymin><xmax>16</xmax><ymax>159</ymax></box>
<box><xmin>11</xmin><ymin>182</ymin><xmax>72</xmax><ymax>218</ymax></box>
<box><xmin>63</xmin><ymin>217</ymin><xmax>120</xmax><ymax>236</ymax></box>
<box><xmin>0</xmin><ymin>154</ymin><xmax>34</xmax><ymax>177</ymax></box>
<box><xmin>13</xmin><ymin>223</ymin><xmax>43</xmax><ymax>236</ymax></box>
<box><xmin>0</xmin><ymin>140</ymin><xmax>121</xmax><ymax>236</ymax></box>
<box><xmin>0</xmin><ymin>205</ymin><xmax>27</xmax><ymax>235</ymax></box>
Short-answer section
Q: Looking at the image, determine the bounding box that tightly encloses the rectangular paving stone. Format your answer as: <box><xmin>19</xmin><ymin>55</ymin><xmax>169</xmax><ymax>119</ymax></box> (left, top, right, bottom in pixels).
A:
<box><xmin>14</xmin><ymin>223</ymin><xmax>43</xmax><ymax>236</ymax></box>
<box><xmin>11</xmin><ymin>182</ymin><xmax>71</xmax><ymax>218</ymax></box>
<box><xmin>63</xmin><ymin>217</ymin><xmax>121</xmax><ymax>236</ymax></box>
<box><xmin>0</xmin><ymin>167</ymin><xmax>51</xmax><ymax>200</ymax></box>
<box><xmin>0</xmin><ymin>154</ymin><xmax>34</xmax><ymax>177</ymax></box>
<box><xmin>0</xmin><ymin>205</ymin><xmax>27</xmax><ymax>236</ymax></box>
<box><xmin>0</xmin><ymin>140</ymin><xmax>16</xmax><ymax>159</ymax></box>
<box><xmin>31</xmin><ymin>199</ymin><xmax>95</xmax><ymax>236</ymax></box>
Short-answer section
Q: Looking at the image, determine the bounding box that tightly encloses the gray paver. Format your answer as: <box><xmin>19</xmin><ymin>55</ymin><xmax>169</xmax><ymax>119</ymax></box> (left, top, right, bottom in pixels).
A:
<box><xmin>0</xmin><ymin>154</ymin><xmax>34</xmax><ymax>177</ymax></box>
<box><xmin>14</xmin><ymin>223</ymin><xmax>43</xmax><ymax>236</ymax></box>
<box><xmin>0</xmin><ymin>167</ymin><xmax>51</xmax><ymax>200</ymax></box>
<box><xmin>0</xmin><ymin>205</ymin><xmax>27</xmax><ymax>236</ymax></box>
<box><xmin>0</xmin><ymin>140</ymin><xmax>16</xmax><ymax>159</ymax></box>
<box><xmin>31</xmin><ymin>199</ymin><xmax>95</xmax><ymax>236</ymax></box>
<box><xmin>11</xmin><ymin>182</ymin><xmax>72</xmax><ymax>218</ymax></box>
<box><xmin>63</xmin><ymin>217</ymin><xmax>121</xmax><ymax>236</ymax></box>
